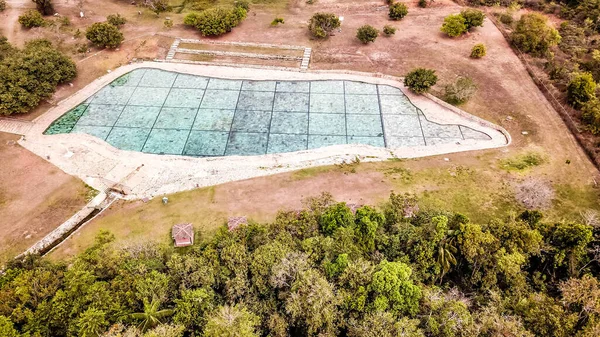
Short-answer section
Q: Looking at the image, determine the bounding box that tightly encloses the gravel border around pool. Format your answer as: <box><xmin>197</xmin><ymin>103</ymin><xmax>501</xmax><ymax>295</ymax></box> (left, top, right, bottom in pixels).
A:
<box><xmin>19</xmin><ymin>61</ymin><xmax>509</xmax><ymax>199</ymax></box>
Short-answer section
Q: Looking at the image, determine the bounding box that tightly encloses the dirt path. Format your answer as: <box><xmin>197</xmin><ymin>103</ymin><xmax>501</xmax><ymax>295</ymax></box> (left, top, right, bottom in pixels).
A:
<box><xmin>0</xmin><ymin>0</ymin><xmax>35</xmax><ymax>44</ymax></box>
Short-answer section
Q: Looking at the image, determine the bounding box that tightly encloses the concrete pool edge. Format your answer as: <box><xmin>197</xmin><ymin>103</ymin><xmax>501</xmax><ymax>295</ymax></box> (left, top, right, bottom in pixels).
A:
<box><xmin>19</xmin><ymin>61</ymin><xmax>510</xmax><ymax>199</ymax></box>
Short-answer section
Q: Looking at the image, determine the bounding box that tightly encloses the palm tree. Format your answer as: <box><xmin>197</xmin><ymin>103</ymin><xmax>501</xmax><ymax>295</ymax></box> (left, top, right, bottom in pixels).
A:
<box><xmin>129</xmin><ymin>297</ymin><xmax>174</xmax><ymax>332</ymax></box>
<box><xmin>437</xmin><ymin>232</ymin><xmax>458</xmax><ymax>284</ymax></box>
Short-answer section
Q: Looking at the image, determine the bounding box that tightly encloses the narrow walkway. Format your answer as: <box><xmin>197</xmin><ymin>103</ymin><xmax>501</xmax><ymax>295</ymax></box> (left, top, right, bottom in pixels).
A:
<box><xmin>0</xmin><ymin>118</ymin><xmax>34</xmax><ymax>135</ymax></box>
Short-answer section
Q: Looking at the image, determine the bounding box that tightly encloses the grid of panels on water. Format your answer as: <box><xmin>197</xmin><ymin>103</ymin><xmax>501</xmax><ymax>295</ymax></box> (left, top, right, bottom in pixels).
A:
<box><xmin>44</xmin><ymin>68</ymin><xmax>491</xmax><ymax>156</ymax></box>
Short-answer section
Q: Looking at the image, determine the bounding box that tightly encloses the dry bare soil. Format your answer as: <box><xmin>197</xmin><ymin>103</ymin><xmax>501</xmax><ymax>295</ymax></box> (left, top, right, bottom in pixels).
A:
<box><xmin>1</xmin><ymin>0</ymin><xmax>598</xmax><ymax>259</ymax></box>
<box><xmin>0</xmin><ymin>133</ymin><xmax>89</xmax><ymax>263</ymax></box>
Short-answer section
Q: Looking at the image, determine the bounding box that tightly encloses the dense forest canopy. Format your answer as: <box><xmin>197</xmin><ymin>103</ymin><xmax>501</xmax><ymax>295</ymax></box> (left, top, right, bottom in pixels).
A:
<box><xmin>0</xmin><ymin>192</ymin><xmax>599</xmax><ymax>337</ymax></box>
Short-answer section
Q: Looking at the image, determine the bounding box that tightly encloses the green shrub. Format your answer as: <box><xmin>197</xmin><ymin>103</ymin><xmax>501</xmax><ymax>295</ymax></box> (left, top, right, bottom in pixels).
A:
<box><xmin>389</xmin><ymin>2</ymin><xmax>408</xmax><ymax>21</ymax></box>
<box><xmin>32</xmin><ymin>0</ymin><xmax>53</xmax><ymax>15</ymax></box>
<box><xmin>498</xmin><ymin>12</ymin><xmax>514</xmax><ymax>25</ymax></box>
<box><xmin>57</xmin><ymin>15</ymin><xmax>71</xmax><ymax>27</ymax></box>
<box><xmin>582</xmin><ymin>99</ymin><xmax>600</xmax><ymax>134</ymax></box>
<box><xmin>441</xmin><ymin>14</ymin><xmax>467</xmax><ymax>37</ymax></box>
<box><xmin>567</xmin><ymin>72</ymin><xmax>597</xmax><ymax>109</ymax></box>
<box><xmin>308</xmin><ymin>12</ymin><xmax>340</xmax><ymax>39</ymax></box>
<box><xmin>184</xmin><ymin>7</ymin><xmax>247</xmax><ymax>37</ymax></box>
<box><xmin>271</xmin><ymin>17</ymin><xmax>285</xmax><ymax>26</ymax></box>
<box><xmin>419</xmin><ymin>0</ymin><xmax>427</xmax><ymax>8</ymax></box>
<box><xmin>107</xmin><ymin>14</ymin><xmax>126</xmax><ymax>27</ymax></box>
<box><xmin>460</xmin><ymin>9</ymin><xmax>485</xmax><ymax>30</ymax></box>
<box><xmin>85</xmin><ymin>22</ymin><xmax>124</xmax><ymax>49</ymax></box>
<box><xmin>76</xmin><ymin>43</ymin><xmax>88</xmax><ymax>54</ymax></box>
<box><xmin>164</xmin><ymin>18</ymin><xmax>173</xmax><ymax>28</ymax></box>
<box><xmin>145</xmin><ymin>0</ymin><xmax>168</xmax><ymax>15</ymax></box>
<box><xmin>444</xmin><ymin>77</ymin><xmax>477</xmax><ymax>105</ymax></box>
<box><xmin>511</xmin><ymin>13</ymin><xmax>561</xmax><ymax>56</ymax></box>
<box><xmin>404</xmin><ymin>68</ymin><xmax>438</xmax><ymax>93</ymax></box>
<box><xmin>501</xmin><ymin>152</ymin><xmax>546</xmax><ymax>171</ymax></box>
<box><xmin>470</xmin><ymin>43</ymin><xmax>486</xmax><ymax>58</ymax></box>
<box><xmin>0</xmin><ymin>38</ymin><xmax>76</xmax><ymax>115</ymax></box>
<box><xmin>0</xmin><ymin>0</ymin><xmax>6</xmax><ymax>12</ymax></box>
<box><xmin>356</xmin><ymin>25</ymin><xmax>378</xmax><ymax>44</ymax></box>
<box><xmin>383</xmin><ymin>25</ymin><xmax>396</xmax><ymax>36</ymax></box>
<box><xmin>18</xmin><ymin>10</ymin><xmax>45</xmax><ymax>28</ymax></box>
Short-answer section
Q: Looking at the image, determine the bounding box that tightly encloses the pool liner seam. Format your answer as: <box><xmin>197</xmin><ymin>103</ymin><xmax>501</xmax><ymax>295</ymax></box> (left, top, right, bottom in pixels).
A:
<box><xmin>139</xmin><ymin>75</ymin><xmax>177</xmax><ymax>154</ymax></box>
<box><xmin>181</xmin><ymin>74</ymin><xmax>208</xmax><ymax>155</ymax></box>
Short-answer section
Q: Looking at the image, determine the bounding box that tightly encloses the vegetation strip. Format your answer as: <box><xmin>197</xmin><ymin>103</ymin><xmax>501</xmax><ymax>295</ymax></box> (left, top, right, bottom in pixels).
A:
<box><xmin>2</xmin><ymin>193</ymin><xmax>599</xmax><ymax>336</ymax></box>
<box><xmin>175</xmin><ymin>48</ymin><xmax>303</xmax><ymax>61</ymax></box>
<box><xmin>487</xmin><ymin>12</ymin><xmax>599</xmax><ymax>173</ymax></box>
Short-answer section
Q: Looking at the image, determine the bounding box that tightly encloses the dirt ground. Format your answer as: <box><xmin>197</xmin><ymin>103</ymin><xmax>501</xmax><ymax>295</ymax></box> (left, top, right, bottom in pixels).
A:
<box><xmin>0</xmin><ymin>133</ymin><xmax>89</xmax><ymax>263</ymax></box>
<box><xmin>1</xmin><ymin>0</ymin><xmax>599</xmax><ymax>259</ymax></box>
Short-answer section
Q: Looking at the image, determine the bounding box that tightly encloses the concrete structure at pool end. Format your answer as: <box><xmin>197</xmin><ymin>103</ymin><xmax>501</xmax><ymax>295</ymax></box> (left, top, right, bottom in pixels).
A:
<box><xmin>17</xmin><ymin>61</ymin><xmax>510</xmax><ymax>200</ymax></box>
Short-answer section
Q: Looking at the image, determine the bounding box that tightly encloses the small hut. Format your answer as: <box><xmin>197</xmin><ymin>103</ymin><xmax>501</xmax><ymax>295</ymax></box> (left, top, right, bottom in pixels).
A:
<box><xmin>172</xmin><ymin>223</ymin><xmax>194</xmax><ymax>247</ymax></box>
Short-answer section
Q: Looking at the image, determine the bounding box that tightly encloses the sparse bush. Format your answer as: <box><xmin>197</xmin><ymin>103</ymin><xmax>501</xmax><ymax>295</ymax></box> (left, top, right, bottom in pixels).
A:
<box><xmin>419</xmin><ymin>0</ymin><xmax>427</xmax><ymax>8</ymax></box>
<box><xmin>444</xmin><ymin>77</ymin><xmax>477</xmax><ymax>105</ymax></box>
<box><xmin>0</xmin><ymin>0</ymin><xmax>6</xmax><ymax>12</ymax></box>
<box><xmin>143</xmin><ymin>0</ymin><xmax>168</xmax><ymax>15</ymax></box>
<box><xmin>271</xmin><ymin>17</ymin><xmax>285</xmax><ymax>26</ymax></box>
<box><xmin>32</xmin><ymin>0</ymin><xmax>54</xmax><ymax>15</ymax></box>
<box><xmin>184</xmin><ymin>6</ymin><xmax>247</xmax><ymax>37</ymax></box>
<box><xmin>308</xmin><ymin>12</ymin><xmax>340</xmax><ymax>39</ymax></box>
<box><xmin>404</xmin><ymin>68</ymin><xmax>438</xmax><ymax>93</ymax></box>
<box><xmin>76</xmin><ymin>43</ymin><xmax>89</xmax><ymax>55</ymax></box>
<box><xmin>511</xmin><ymin>13</ymin><xmax>561</xmax><ymax>56</ymax></box>
<box><xmin>460</xmin><ymin>9</ymin><xmax>485</xmax><ymax>30</ymax></box>
<box><xmin>18</xmin><ymin>10</ymin><xmax>46</xmax><ymax>28</ymax></box>
<box><xmin>107</xmin><ymin>14</ymin><xmax>127</xmax><ymax>27</ymax></box>
<box><xmin>57</xmin><ymin>15</ymin><xmax>71</xmax><ymax>27</ymax></box>
<box><xmin>558</xmin><ymin>22</ymin><xmax>586</xmax><ymax>58</ymax></box>
<box><xmin>470</xmin><ymin>43</ymin><xmax>486</xmax><ymax>58</ymax></box>
<box><xmin>389</xmin><ymin>2</ymin><xmax>408</xmax><ymax>20</ymax></box>
<box><xmin>567</xmin><ymin>72</ymin><xmax>597</xmax><ymax>109</ymax></box>
<box><xmin>383</xmin><ymin>25</ymin><xmax>396</xmax><ymax>36</ymax></box>
<box><xmin>582</xmin><ymin>99</ymin><xmax>600</xmax><ymax>134</ymax></box>
<box><xmin>441</xmin><ymin>14</ymin><xmax>467</xmax><ymax>37</ymax></box>
<box><xmin>356</xmin><ymin>25</ymin><xmax>378</xmax><ymax>44</ymax></box>
<box><xmin>515</xmin><ymin>177</ymin><xmax>554</xmax><ymax>209</ymax></box>
<box><xmin>74</xmin><ymin>29</ymin><xmax>82</xmax><ymax>38</ymax></box>
<box><xmin>164</xmin><ymin>18</ymin><xmax>173</xmax><ymax>28</ymax></box>
<box><xmin>85</xmin><ymin>22</ymin><xmax>124</xmax><ymax>49</ymax></box>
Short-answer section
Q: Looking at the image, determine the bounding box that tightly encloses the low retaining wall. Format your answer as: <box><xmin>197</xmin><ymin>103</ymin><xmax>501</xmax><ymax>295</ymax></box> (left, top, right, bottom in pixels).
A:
<box><xmin>18</xmin><ymin>192</ymin><xmax>108</xmax><ymax>257</ymax></box>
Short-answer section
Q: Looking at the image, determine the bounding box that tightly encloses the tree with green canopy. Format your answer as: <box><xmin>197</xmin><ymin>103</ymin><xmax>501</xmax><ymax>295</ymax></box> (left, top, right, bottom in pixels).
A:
<box><xmin>511</xmin><ymin>13</ymin><xmax>561</xmax><ymax>56</ymax></box>
<box><xmin>203</xmin><ymin>304</ymin><xmax>260</xmax><ymax>337</ymax></box>
<box><xmin>369</xmin><ymin>260</ymin><xmax>422</xmax><ymax>315</ymax></box>
<box><xmin>285</xmin><ymin>269</ymin><xmax>339</xmax><ymax>335</ymax></box>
